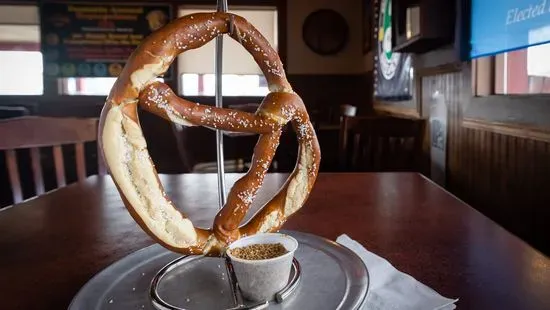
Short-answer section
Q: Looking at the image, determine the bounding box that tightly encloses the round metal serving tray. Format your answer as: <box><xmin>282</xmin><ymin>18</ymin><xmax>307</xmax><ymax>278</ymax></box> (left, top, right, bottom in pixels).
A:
<box><xmin>69</xmin><ymin>230</ymin><xmax>369</xmax><ymax>310</ymax></box>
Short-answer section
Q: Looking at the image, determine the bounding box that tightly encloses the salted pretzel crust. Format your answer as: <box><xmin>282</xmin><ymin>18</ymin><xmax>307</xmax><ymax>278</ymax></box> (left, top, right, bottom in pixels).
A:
<box><xmin>98</xmin><ymin>12</ymin><xmax>320</xmax><ymax>256</ymax></box>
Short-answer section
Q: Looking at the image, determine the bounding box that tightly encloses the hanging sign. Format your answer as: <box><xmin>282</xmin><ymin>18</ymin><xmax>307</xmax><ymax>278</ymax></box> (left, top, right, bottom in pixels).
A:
<box><xmin>374</xmin><ymin>0</ymin><xmax>413</xmax><ymax>101</ymax></box>
<box><xmin>40</xmin><ymin>2</ymin><xmax>172</xmax><ymax>78</ymax></box>
<box><xmin>471</xmin><ymin>0</ymin><xmax>550</xmax><ymax>58</ymax></box>
<box><xmin>429</xmin><ymin>90</ymin><xmax>447</xmax><ymax>187</ymax></box>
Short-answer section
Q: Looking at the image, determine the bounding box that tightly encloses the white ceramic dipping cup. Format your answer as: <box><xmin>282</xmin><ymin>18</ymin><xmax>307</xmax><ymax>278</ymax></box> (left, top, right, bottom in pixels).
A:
<box><xmin>226</xmin><ymin>233</ymin><xmax>298</xmax><ymax>302</ymax></box>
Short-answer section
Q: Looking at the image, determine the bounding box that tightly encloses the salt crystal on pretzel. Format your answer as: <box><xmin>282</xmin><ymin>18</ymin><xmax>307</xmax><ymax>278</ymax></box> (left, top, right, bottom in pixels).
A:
<box><xmin>98</xmin><ymin>12</ymin><xmax>321</xmax><ymax>256</ymax></box>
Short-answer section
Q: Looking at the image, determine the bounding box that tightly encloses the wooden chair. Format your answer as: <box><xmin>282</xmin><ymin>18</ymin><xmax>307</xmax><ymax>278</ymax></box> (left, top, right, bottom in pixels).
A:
<box><xmin>0</xmin><ymin>116</ymin><xmax>105</xmax><ymax>205</ymax></box>
<box><xmin>339</xmin><ymin>115</ymin><xmax>426</xmax><ymax>172</ymax></box>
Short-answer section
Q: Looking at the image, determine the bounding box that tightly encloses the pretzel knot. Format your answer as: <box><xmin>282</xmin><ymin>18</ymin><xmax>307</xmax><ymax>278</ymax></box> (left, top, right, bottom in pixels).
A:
<box><xmin>98</xmin><ymin>12</ymin><xmax>321</xmax><ymax>256</ymax></box>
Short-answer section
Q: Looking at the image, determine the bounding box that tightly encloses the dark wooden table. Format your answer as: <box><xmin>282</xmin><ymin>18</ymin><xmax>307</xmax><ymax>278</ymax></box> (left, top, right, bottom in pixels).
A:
<box><xmin>1</xmin><ymin>173</ymin><xmax>549</xmax><ymax>310</ymax></box>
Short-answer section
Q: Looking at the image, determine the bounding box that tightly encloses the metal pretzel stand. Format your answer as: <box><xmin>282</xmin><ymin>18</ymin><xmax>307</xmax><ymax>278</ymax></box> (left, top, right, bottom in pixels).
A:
<box><xmin>147</xmin><ymin>2</ymin><xmax>306</xmax><ymax>308</ymax></box>
<box><xmin>68</xmin><ymin>2</ymin><xmax>369</xmax><ymax>309</ymax></box>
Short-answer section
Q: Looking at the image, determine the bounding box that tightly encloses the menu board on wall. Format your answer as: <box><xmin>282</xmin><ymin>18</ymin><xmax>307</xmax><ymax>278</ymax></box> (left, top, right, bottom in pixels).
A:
<box><xmin>373</xmin><ymin>0</ymin><xmax>413</xmax><ymax>101</ymax></box>
<box><xmin>40</xmin><ymin>2</ymin><xmax>173</xmax><ymax>78</ymax></box>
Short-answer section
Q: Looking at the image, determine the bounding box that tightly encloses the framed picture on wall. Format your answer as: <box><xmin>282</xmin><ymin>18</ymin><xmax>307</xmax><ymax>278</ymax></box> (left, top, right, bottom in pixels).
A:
<box><xmin>362</xmin><ymin>0</ymin><xmax>372</xmax><ymax>54</ymax></box>
<box><xmin>373</xmin><ymin>0</ymin><xmax>413</xmax><ymax>101</ymax></box>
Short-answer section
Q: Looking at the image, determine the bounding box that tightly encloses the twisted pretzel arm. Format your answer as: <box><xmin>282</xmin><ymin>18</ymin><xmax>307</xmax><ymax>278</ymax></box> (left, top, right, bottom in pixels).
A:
<box><xmin>213</xmin><ymin>131</ymin><xmax>281</xmax><ymax>241</ymax></box>
<box><xmin>98</xmin><ymin>12</ymin><xmax>320</xmax><ymax>256</ymax></box>
<box><xmin>239</xmin><ymin>95</ymin><xmax>321</xmax><ymax>236</ymax></box>
<box><xmin>139</xmin><ymin>82</ymin><xmax>281</xmax><ymax>134</ymax></box>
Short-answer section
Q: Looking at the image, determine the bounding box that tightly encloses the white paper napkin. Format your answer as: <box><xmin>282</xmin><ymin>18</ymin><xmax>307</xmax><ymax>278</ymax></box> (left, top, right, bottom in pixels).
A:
<box><xmin>336</xmin><ymin>234</ymin><xmax>458</xmax><ymax>310</ymax></box>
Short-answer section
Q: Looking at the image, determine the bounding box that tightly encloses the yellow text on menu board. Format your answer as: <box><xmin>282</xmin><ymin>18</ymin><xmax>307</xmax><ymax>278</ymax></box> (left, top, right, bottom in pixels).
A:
<box><xmin>64</xmin><ymin>33</ymin><xmax>144</xmax><ymax>45</ymax></box>
<box><xmin>67</xmin><ymin>5</ymin><xmax>144</xmax><ymax>21</ymax></box>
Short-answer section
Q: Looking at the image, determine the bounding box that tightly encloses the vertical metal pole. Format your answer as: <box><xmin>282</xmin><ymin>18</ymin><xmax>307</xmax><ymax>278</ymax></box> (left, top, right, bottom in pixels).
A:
<box><xmin>215</xmin><ymin>0</ymin><xmax>228</xmax><ymax>209</ymax></box>
<box><xmin>215</xmin><ymin>6</ymin><xmax>248</xmax><ymax>308</ymax></box>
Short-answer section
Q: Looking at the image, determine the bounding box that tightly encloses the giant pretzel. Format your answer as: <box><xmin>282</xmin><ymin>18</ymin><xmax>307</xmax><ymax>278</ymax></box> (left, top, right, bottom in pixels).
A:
<box><xmin>98</xmin><ymin>12</ymin><xmax>321</xmax><ymax>256</ymax></box>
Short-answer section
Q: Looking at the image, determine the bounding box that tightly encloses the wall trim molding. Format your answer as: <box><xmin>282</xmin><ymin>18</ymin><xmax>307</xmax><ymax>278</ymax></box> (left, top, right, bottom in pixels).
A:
<box><xmin>465</xmin><ymin>94</ymin><xmax>550</xmax><ymax>131</ymax></box>
<box><xmin>462</xmin><ymin>117</ymin><xmax>550</xmax><ymax>143</ymax></box>
<box><xmin>416</xmin><ymin>62</ymin><xmax>463</xmax><ymax>77</ymax></box>
<box><xmin>373</xmin><ymin>102</ymin><xmax>421</xmax><ymax>119</ymax></box>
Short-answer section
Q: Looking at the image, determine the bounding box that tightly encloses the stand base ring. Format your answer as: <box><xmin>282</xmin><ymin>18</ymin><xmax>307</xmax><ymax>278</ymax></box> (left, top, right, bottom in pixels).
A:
<box><xmin>150</xmin><ymin>255</ymin><xmax>301</xmax><ymax>310</ymax></box>
<box><xmin>68</xmin><ymin>230</ymin><xmax>369</xmax><ymax>310</ymax></box>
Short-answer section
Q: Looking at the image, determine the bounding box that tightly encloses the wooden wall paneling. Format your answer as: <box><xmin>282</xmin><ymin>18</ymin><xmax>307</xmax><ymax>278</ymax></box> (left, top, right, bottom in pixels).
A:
<box><xmin>445</xmin><ymin>72</ymin><xmax>458</xmax><ymax>189</ymax></box>
<box><xmin>419</xmin><ymin>76</ymin><xmax>430</xmax><ymax>176</ymax></box>
<box><xmin>487</xmin><ymin>132</ymin><xmax>495</xmax><ymax>214</ymax></box>
<box><xmin>445</xmin><ymin>73</ymin><xmax>457</xmax><ymax>194</ymax></box>
<box><xmin>492</xmin><ymin>133</ymin><xmax>502</xmax><ymax>205</ymax></box>
<box><xmin>498</xmin><ymin>134</ymin><xmax>506</xmax><ymax>203</ymax></box>
<box><xmin>488</xmin><ymin>132</ymin><xmax>502</xmax><ymax>202</ymax></box>
<box><xmin>479</xmin><ymin>130</ymin><xmax>488</xmax><ymax>212</ymax></box>
<box><xmin>458</xmin><ymin>70</ymin><xmax>469</xmax><ymax>199</ymax></box>
<box><xmin>487</xmin><ymin>131</ymin><xmax>494</xmax><ymax>202</ymax></box>
<box><xmin>422</xmin><ymin>67</ymin><xmax>550</xmax><ymax>255</ymax></box>
<box><xmin>535</xmin><ymin>142</ymin><xmax>550</xmax><ymax>247</ymax></box>
<box><xmin>473</xmin><ymin>129</ymin><xmax>483</xmax><ymax>205</ymax></box>
<box><xmin>525</xmin><ymin>138</ymin><xmax>536</xmax><ymax>238</ymax></box>
<box><xmin>516</xmin><ymin>137</ymin><xmax>530</xmax><ymax>238</ymax></box>
<box><xmin>468</xmin><ymin>128</ymin><xmax>475</xmax><ymax>204</ymax></box>
<box><xmin>506</xmin><ymin>135</ymin><xmax>517</xmax><ymax>215</ymax></box>
<box><xmin>524</xmin><ymin>139</ymin><xmax>549</xmax><ymax>237</ymax></box>
<box><xmin>465</xmin><ymin>129</ymin><xmax>474</xmax><ymax>203</ymax></box>
<box><xmin>535</xmin><ymin>143</ymin><xmax>544</xmax><ymax>247</ymax></box>
<box><xmin>493</xmin><ymin>132</ymin><xmax>503</xmax><ymax>220</ymax></box>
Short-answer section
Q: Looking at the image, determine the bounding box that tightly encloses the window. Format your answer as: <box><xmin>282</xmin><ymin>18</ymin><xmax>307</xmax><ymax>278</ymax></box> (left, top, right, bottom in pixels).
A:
<box><xmin>494</xmin><ymin>42</ymin><xmax>550</xmax><ymax>95</ymax></box>
<box><xmin>60</xmin><ymin>78</ymin><xmax>117</xmax><ymax>96</ymax></box>
<box><xmin>0</xmin><ymin>23</ymin><xmax>43</xmax><ymax>95</ymax></box>
<box><xmin>470</xmin><ymin>0</ymin><xmax>550</xmax><ymax>97</ymax></box>
<box><xmin>178</xmin><ymin>6</ymin><xmax>278</xmax><ymax>97</ymax></box>
<box><xmin>474</xmin><ymin>42</ymin><xmax>550</xmax><ymax>96</ymax></box>
<box><xmin>0</xmin><ymin>50</ymin><xmax>43</xmax><ymax>95</ymax></box>
<box><xmin>59</xmin><ymin>77</ymin><xmax>164</xmax><ymax>96</ymax></box>
<box><xmin>180</xmin><ymin>74</ymin><xmax>268</xmax><ymax>96</ymax></box>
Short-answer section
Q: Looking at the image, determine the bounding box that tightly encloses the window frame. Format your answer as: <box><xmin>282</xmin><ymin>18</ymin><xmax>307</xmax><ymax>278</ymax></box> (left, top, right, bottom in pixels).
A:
<box><xmin>465</xmin><ymin>55</ymin><xmax>550</xmax><ymax>142</ymax></box>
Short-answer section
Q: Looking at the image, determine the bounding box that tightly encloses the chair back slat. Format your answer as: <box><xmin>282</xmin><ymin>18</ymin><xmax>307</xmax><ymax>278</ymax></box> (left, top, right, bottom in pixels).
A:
<box><xmin>75</xmin><ymin>143</ymin><xmax>86</xmax><ymax>182</ymax></box>
<box><xmin>5</xmin><ymin>150</ymin><xmax>22</xmax><ymax>204</ymax></box>
<box><xmin>30</xmin><ymin>147</ymin><xmax>45</xmax><ymax>195</ymax></box>
<box><xmin>53</xmin><ymin>145</ymin><xmax>66</xmax><ymax>187</ymax></box>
